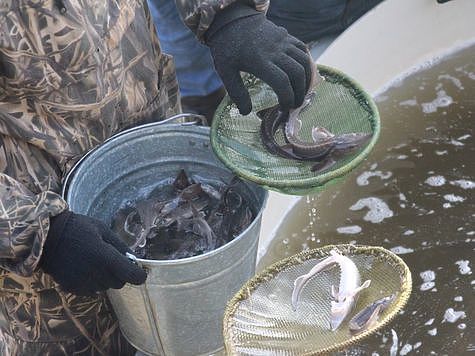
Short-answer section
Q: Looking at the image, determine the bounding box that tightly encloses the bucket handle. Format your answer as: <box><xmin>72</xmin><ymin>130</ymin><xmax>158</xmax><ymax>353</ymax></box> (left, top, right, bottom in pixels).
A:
<box><xmin>61</xmin><ymin>113</ymin><xmax>207</xmax><ymax>198</ymax></box>
<box><xmin>161</xmin><ymin>113</ymin><xmax>208</xmax><ymax>126</ymax></box>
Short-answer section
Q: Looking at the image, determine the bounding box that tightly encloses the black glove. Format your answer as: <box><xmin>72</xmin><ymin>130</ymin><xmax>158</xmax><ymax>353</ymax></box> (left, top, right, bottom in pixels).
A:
<box><xmin>40</xmin><ymin>211</ymin><xmax>147</xmax><ymax>296</ymax></box>
<box><xmin>205</xmin><ymin>2</ymin><xmax>313</xmax><ymax>115</ymax></box>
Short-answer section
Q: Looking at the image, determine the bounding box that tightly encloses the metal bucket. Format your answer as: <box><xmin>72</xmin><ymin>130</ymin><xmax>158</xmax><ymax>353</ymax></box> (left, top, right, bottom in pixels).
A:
<box><xmin>63</xmin><ymin>115</ymin><xmax>268</xmax><ymax>355</ymax></box>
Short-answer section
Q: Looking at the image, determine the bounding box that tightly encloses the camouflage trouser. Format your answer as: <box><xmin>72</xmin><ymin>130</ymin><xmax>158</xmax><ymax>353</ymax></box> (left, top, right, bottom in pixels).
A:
<box><xmin>0</xmin><ymin>283</ymin><xmax>136</xmax><ymax>356</ymax></box>
<box><xmin>0</xmin><ymin>327</ymin><xmax>135</xmax><ymax>356</ymax></box>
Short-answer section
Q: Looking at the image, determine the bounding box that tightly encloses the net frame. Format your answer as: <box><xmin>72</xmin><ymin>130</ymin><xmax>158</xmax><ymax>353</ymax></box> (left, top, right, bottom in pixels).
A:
<box><xmin>210</xmin><ymin>64</ymin><xmax>381</xmax><ymax>196</ymax></box>
<box><xmin>223</xmin><ymin>244</ymin><xmax>412</xmax><ymax>355</ymax></box>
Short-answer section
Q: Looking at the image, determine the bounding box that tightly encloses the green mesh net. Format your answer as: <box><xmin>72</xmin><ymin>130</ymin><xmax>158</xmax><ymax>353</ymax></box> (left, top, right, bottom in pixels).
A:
<box><xmin>211</xmin><ymin>65</ymin><xmax>380</xmax><ymax>195</ymax></box>
<box><xmin>223</xmin><ymin>245</ymin><xmax>412</xmax><ymax>355</ymax></box>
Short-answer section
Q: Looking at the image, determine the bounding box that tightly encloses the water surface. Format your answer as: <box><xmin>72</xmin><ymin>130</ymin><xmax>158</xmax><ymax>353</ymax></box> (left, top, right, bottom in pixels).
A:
<box><xmin>259</xmin><ymin>45</ymin><xmax>474</xmax><ymax>354</ymax></box>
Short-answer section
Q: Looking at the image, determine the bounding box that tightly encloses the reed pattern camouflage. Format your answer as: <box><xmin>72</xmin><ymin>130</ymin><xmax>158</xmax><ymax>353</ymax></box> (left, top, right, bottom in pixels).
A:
<box><xmin>0</xmin><ymin>0</ymin><xmax>268</xmax><ymax>354</ymax></box>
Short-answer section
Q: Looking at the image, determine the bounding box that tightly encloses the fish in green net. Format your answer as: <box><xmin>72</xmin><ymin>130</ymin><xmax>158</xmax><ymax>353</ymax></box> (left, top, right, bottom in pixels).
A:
<box><xmin>257</xmin><ymin>99</ymin><xmax>372</xmax><ymax>172</ymax></box>
<box><xmin>291</xmin><ymin>248</ymin><xmax>371</xmax><ymax>330</ymax></box>
<box><xmin>349</xmin><ymin>294</ymin><xmax>395</xmax><ymax>334</ymax></box>
<box><xmin>257</xmin><ymin>63</ymin><xmax>372</xmax><ymax>173</ymax></box>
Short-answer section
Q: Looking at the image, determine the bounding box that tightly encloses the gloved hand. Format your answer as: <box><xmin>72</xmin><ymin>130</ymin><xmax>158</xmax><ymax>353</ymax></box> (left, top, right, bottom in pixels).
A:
<box><xmin>40</xmin><ymin>211</ymin><xmax>147</xmax><ymax>296</ymax></box>
<box><xmin>205</xmin><ymin>2</ymin><xmax>313</xmax><ymax>115</ymax></box>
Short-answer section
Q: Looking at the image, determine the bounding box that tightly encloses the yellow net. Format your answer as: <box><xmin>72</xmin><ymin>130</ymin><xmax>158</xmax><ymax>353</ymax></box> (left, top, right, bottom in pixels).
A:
<box><xmin>223</xmin><ymin>244</ymin><xmax>412</xmax><ymax>355</ymax></box>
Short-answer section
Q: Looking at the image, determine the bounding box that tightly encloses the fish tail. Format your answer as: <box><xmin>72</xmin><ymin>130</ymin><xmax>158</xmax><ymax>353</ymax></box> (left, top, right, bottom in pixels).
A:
<box><xmin>291</xmin><ymin>254</ymin><xmax>339</xmax><ymax>310</ymax></box>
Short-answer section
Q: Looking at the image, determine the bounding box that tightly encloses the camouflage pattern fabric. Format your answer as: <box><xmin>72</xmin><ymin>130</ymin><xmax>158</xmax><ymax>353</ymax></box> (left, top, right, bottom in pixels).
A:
<box><xmin>0</xmin><ymin>0</ymin><xmax>267</xmax><ymax>354</ymax></box>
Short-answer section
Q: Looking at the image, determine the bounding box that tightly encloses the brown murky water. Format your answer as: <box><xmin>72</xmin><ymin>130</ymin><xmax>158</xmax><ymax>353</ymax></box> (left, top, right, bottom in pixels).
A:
<box><xmin>259</xmin><ymin>45</ymin><xmax>474</xmax><ymax>354</ymax></box>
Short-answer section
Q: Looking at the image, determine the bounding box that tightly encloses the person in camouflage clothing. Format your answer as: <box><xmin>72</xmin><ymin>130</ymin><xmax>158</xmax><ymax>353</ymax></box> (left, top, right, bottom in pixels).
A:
<box><xmin>0</xmin><ymin>0</ymin><xmax>312</xmax><ymax>354</ymax></box>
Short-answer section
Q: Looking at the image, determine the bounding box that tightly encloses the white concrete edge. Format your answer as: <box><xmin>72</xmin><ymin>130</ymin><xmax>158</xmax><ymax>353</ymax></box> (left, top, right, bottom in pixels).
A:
<box><xmin>318</xmin><ymin>0</ymin><xmax>475</xmax><ymax>96</ymax></box>
<box><xmin>257</xmin><ymin>192</ymin><xmax>300</xmax><ymax>261</ymax></box>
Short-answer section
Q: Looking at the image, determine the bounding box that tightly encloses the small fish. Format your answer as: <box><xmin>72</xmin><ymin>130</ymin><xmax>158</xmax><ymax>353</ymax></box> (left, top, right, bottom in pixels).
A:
<box><xmin>309</xmin><ymin>132</ymin><xmax>372</xmax><ymax>173</ymax></box>
<box><xmin>130</xmin><ymin>199</ymin><xmax>164</xmax><ymax>249</ymax></box>
<box><xmin>191</xmin><ymin>205</ymin><xmax>217</xmax><ymax>251</ymax></box>
<box><xmin>291</xmin><ymin>248</ymin><xmax>371</xmax><ymax>331</ymax></box>
<box><xmin>158</xmin><ymin>198</ymin><xmax>208</xmax><ymax>228</ymax></box>
<box><xmin>258</xmin><ymin>62</ymin><xmax>372</xmax><ymax>172</ymax></box>
<box><xmin>258</xmin><ymin>105</ymin><xmax>303</xmax><ymax>160</ymax></box>
<box><xmin>160</xmin><ymin>183</ymin><xmax>203</xmax><ymax>216</ymax></box>
<box><xmin>349</xmin><ymin>294</ymin><xmax>395</xmax><ymax>334</ymax></box>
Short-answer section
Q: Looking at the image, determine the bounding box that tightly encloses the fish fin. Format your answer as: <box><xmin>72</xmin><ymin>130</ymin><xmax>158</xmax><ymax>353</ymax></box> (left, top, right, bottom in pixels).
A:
<box><xmin>311</xmin><ymin>127</ymin><xmax>335</xmax><ymax>142</ymax></box>
<box><xmin>331</xmin><ymin>285</ymin><xmax>339</xmax><ymax>299</ymax></box>
<box><xmin>350</xmin><ymin>279</ymin><xmax>372</xmax><ymax>298</ymax></box>
<box><xmin>291</xmin><ymin>254</ymin><xmax>339</xmax><ymax>310</ymax></box>
<box><xmin>124</xmin><ymin>211</ymin><xmax>138</xmax><ymax>236</ymax></box>
<box><xmin>334</xmin><ymin>132</ymin><xmax>372</xmax><ymax>150</ymax></box>
<box><xmin>311</xmin><ymin>157</ymin><xmax>336</xmax><ymax>173</ymax></box>
<box><xmin>173</xmin><ymin>169</ymin><xmax>190</xmax><ymax>190</ymax></box>
<box><xmin>256</xmin><ymin>105</ymin><xmax>280</xmax><ymax>120</ymax></box>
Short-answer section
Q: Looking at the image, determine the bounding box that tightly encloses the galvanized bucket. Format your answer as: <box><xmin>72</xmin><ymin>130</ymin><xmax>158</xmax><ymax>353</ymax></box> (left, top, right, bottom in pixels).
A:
<box><xmin>63</xmin><ymin>114</ymin><xmax>268</xmax><ymax>356</ymax></box>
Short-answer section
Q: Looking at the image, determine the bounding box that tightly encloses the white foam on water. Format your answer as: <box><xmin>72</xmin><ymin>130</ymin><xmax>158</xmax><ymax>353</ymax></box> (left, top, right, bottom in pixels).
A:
<box><xmin>389</xmin><ymin>329</ymin><xmax>398</xmax><ymax>356</ymax></box>
<box><xmin>450</xmin><ymin>179</ymin><xmax>475</xmax><ymax>189</ymax></box>
<box><xmin>399</xmin><ymin>193</ymin><xmax>407</xmax><ymax>202</ymax></box>
<box><xmin>420</xmin><ymin>270</ymin><xmax>436</xmax><ymax>291</ymax></box>
<box><xmin>428</xmin><ymin>328</ymin><xmax>438</xmax><ymax>336</ymax></box>
<box><xmin>455</xmin><ymin>260</ymin><xmax>472</xmax><ymax>275</ymax></box>
<box><xmin>438</xmin><ymin>74</ymin><xmax>465</xmax><ymax>90</ymax></box>
<box><xmin>421</xmin><ymin>90</ymin><xmax>453</xmax><ymax>114</ymax></box>
<box><xmin>425</xmin><ymin>175</ymin><xmax>446</xmax><ymax>187</ymax></box>
<box><xmin>420</xmin><ymin>270</ymin><xmax>436</xmax><ymax>281</ymax></box>
<box><xmin>390</xmin><ymin>246</ymin><xmax>414</xmax><ymax>255</ymax></box>
<box><xmin>336</xmin><ymin>225</ymin><xmax>362</xmax><ymax>234</ymax></box>
<box><xmin>420</xmin><ymin>282</ymin><xmax>435</xmax><ymax>291</ymax></box>
<box><xmin>443</xmin><ymin>308</ymin><xmax>466</xmax><ymax>323</ymax></box>
<box><xmin>444</xmin><ymin>194</ymin><xmax>465</xmax><ymax>203</ymax></box>
<box><xmin>356</xmin><ymin>170</ymin><xmax>392</xmax><ymax>186</ymax></box>
<box><xmin>403</xmin><ymin>229</ymin><xmax>414</xmax><ymax>236</ymax></box>
<box><xmin>454</xmin><ymin>296</ymin><xmax>463</xmax><ymax>302</ymax></box>
<box><xmin>350</xmin><ymin>197</ymin><xmax>394</xmax><ymax>223</ymax></box>
<box><xmin>457</xmin><ymin>134</ymin><xmax>471</xmax><ymax>141</ymax></box>
<box><xmin>435</xmin><ymin>150</ymin><xmax>448</xmax><ymax>155</ymax></box>
<box><xmin>449</xmin><ymin>139</ymin><xmax>465</xmax><ymax>146</ymax></box>
<box><xmin>425</xmin><ymin>318</ymin><xmax>435</xmax><ymax>326</ymax></box>
<box><xmin>397</xmin><ymin>155</ymin><xmax>408</xmax><ymax>160</ymax></box>
<box><xmin>399</xmin><ymin>99</ymin><xmax>418</xmax><ymax>106</ymax></box>
<box><xmin>400</xmin><ymin>344</ymin><xmax>413</xmax><ymax>355</ymax></box>
<box><xmin>414</xmin><ymin>342</ymin><xmax>422</xmax><ymax>350</ymax></box>
<box><xmin>458</xmin><ymin>323</ymin><xmax>466</xmax><ymax>330</ymax></box>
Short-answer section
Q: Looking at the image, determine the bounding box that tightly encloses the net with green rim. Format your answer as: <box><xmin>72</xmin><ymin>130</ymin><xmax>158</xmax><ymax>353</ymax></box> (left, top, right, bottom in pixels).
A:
<box><xmin>210</xmin><ymin>65</ymin><xmax>380</xmax><ymax>195</ymax></box>
<box><xmin>223</xmin><ymin>244</ymin><xmax>412</xmax><ymax>355</ymax></box>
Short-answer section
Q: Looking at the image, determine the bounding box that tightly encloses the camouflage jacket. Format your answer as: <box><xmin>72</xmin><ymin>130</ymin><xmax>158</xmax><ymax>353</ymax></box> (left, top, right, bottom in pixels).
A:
<box><xmin>0</xmin><ymin>0</ymin><xmax>268</xmax><ymax>354</ymax></box>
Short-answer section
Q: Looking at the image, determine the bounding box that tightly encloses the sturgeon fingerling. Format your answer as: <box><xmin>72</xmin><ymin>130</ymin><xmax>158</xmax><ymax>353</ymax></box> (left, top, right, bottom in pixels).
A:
<box><xmin>291</xmin><ymin>249</ymin><xmax>371</xmax><ymax>331</ymax></box>
<box><xmin>258</xmin><ymin>62</ymin><xmax>373</xmax><ymax>171</ymax></box>
<box><xmin>349</xmin><ymin>294</ymin><xmax>395</xmax><ymax>334</ymax></box>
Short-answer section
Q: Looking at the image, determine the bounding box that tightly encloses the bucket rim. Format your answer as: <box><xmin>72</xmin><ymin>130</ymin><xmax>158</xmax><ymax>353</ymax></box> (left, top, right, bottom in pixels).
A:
<box><xmin>61</xmin><ymin>113</ymin><xmax>207</xmax><ymax>198</ymax></box>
